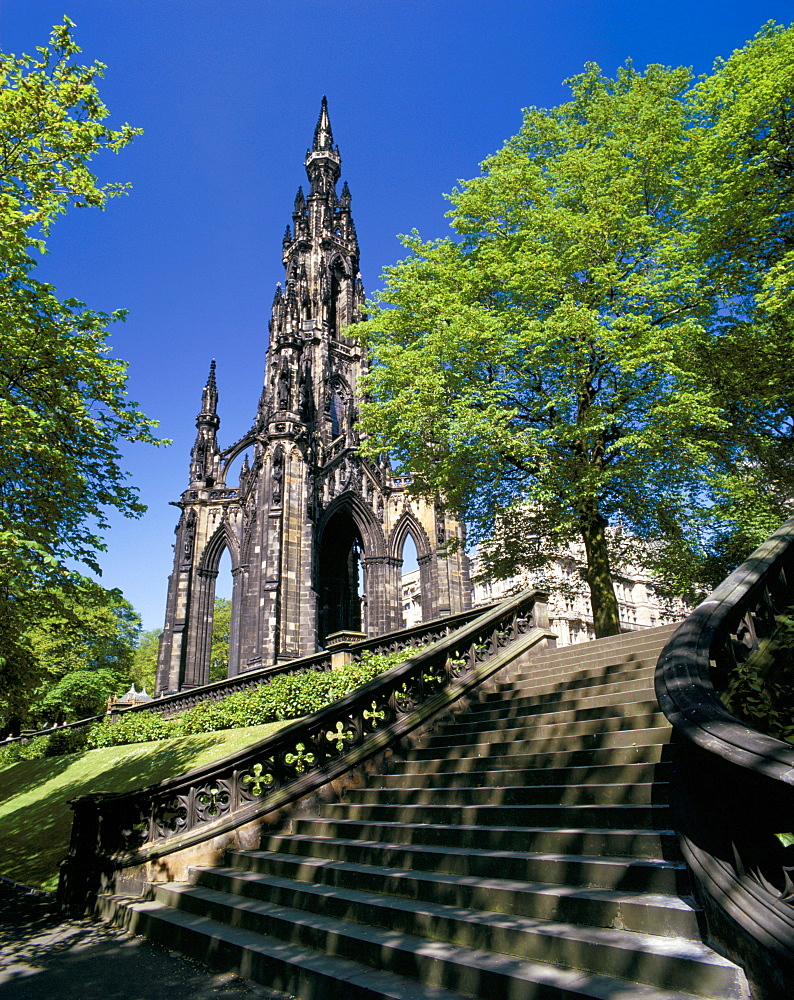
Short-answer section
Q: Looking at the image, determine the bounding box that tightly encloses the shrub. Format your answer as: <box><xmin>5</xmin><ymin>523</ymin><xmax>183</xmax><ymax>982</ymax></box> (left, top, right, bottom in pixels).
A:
<box><xmin>722</xmin><ymin>611</ymin><xmax>794</xmax><ymax>743</ymax></box>
<box><xmin>0</xmin><ymin>644</ymin><xmax>431</xmax><ymax>763</ymax></box>
<box><xmin>14</xmin><ymin>736</ymin><xmax>50</xmax><ymax>762</ymax></box>
<box><xmin>174</xmin><ymin>644</ymin><xmax>427</xmax><ymax>735</ymax></box>
<box><xmin>0</xmin><ymin>741</ymin><xmax>24</xmax><ymax>766</ymax></box>
<box><xmin>39</xmin><ymin>668</ymin><xmax>126</xmax><ymax>723</ymax></box>
<box><xmin>86</xmin><ymin>711</ymin><xmax>174</xmax><ymax>749</ymax></box>
<box><xmin>44</xmin><ymin>726</ymin><xmax>89</xmax><ymax>757</ymax></box>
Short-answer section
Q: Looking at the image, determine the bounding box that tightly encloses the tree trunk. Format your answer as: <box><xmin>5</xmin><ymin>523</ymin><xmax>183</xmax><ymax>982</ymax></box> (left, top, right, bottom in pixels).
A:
<box><xmin>578</xmin><ymin>510</ymin><xmax>621</xmax><ymax>638</ymax></box>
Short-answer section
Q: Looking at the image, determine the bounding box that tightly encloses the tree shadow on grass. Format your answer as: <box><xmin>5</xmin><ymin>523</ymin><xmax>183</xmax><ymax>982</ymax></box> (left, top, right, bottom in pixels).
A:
<box><xmin>0</xmin><ymin>736</ymin><xmax>226</xmax><ymax>890</ymax></box>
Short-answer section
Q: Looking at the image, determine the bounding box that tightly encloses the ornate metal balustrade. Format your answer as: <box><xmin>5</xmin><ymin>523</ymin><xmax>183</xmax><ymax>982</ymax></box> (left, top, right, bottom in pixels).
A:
<box><xmin>9</xmin><ymin>606</ymin><xmax>490</xmax><ymax>746</ymax></box>
<box><xmin>59</xmin><ymin>589</ymin><xmax>551</xmax><ymax>912</ymax></box>
<box><xmin>656</xmin><ymin>515</ymin><xmax>794</xmax><ymax>998</ymax></box>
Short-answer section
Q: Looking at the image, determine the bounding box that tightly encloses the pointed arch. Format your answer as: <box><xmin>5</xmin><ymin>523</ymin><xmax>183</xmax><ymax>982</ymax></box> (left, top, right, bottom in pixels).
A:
<box><xmin>328</xmin><ymin>252</ymin><xmax>352</xmax><ymax>279</ymax></box>
<box><xmin>327</xmin><ymin>373</ymin><xmax>352</xmax><ymax>438</ymax></box>
<box><xmin>388</xmin><ymin>507</ymin><xmax>436</xmax><ymax>628</ymax></box>
<box><xmin>316</xmin><ymin>491</ymin><xmax>389</xmax><ymax>645</ymax></box>
<box><xmin>317</xmin><ymin>490</ymin><xmax>386</xmax><ymax>559</ymax></box>
<box><xmin>388</xmin><ymin>508</ymin><xmax>433</xmax><ymax>562</ymax></box>
<box><xmin>198</xmin><ymin>517</ymin><xmax>241</xmax><ymax>575</ymax></box>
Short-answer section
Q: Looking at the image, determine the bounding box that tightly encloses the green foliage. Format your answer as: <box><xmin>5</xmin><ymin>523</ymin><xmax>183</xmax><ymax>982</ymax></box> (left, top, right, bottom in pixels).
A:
<box><xmin>0</xmin><ymin>20</ymin><xmax>163</xmax><ymax>721</ymax></box>
<box><xmin>722</xmin><ymin>612</ymin><xmax>794</xmax><ymax>743</ymax></box>
<box><xmin>358</xmin><ymin>24</ymin><xmax>794</xmax><ymax>631</ymax></box>
<box><xmin>130</xmin><ymin>628</ymin><xmax>161</xmax><ymax>693</ymax></box>
<box><xmin>2</xmin><ymin>579</ymin><xmax>140</xmax><ymax>729</ymax></box>
<box><xmin>0</xmin><ymin>735</ymin><xmax>50</xmax><ymax>765</ymax></box>
<box><xmin>0</xmin><ymin>645</ymin><xmax>428</xmax><ymax>761</ymax></box>
<box><xmin>39</xmin><ymin>668</ymin><xmax>123</xmax><ymax>723</ymax></box>
<box><xmin>42</xmin><ymin>725</ymin><xmax>89</xmax><ymax>757</ymax></box>
<box><xmin>86</xmin><ymin>711</ymin><xmax>174</xmax><ymax>749</ymax></box>
<box><xmin>680</xmin><ymin>22</ymin><xmax>794</xmax><ymax>574</ymax></box>
<box><xmin>209</xmin><ymin>598</ymin><xmax>231</xmax><ymax>682</ymax></box>
<box><xmin>176</xmin><ymin>647</ymin><xmax>421</xmax><ymax>735</ymax></box>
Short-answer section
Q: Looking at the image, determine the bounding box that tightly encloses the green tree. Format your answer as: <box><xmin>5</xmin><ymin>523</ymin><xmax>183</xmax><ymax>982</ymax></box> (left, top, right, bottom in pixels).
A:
<box><xmin>359</xmin><ymin>31</ymin><xmax>794</xmax><ymax>636</ymax></box>
<box><xmin>131</xmin><ymin>628</ymin><xmax>162</xmax><ymax>694</ymax></box>
<box><xmin>209</xmin><ymin>598</ymin><xmax>232</xmax><ymax>682</ymax></box>
<box><xmin>0</xmin><ymin>19</ymin><xmax>163</xmax><ymax>712</ymax></box>
<box><xmin>681</xmin><ymin>22</ymin><xmax>794</xmax><ymax>578</ymax></box>
<box><xmin>6</xmin><ymin>579</ymin><xmax>140</xmax><ymax>726</ymax></box>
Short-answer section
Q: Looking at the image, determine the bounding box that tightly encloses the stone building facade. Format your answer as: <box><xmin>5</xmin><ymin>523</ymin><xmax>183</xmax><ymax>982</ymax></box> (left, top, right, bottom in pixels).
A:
<box><xmin>467</xmin><ymin>545</ymin><xmax>687</xmax><ymax>645</ymax></box>
<box><xmin>156</xmin><ymin>101</ymin><xmax>471</xmax><ymax>694</ymax></box>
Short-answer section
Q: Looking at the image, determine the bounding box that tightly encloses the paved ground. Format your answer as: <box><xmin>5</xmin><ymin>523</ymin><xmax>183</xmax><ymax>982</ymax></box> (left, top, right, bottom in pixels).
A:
<box><xmin>0</xmin><ymin>881</ymin><xmax>294</xmax><ymax>1000</ymax></box>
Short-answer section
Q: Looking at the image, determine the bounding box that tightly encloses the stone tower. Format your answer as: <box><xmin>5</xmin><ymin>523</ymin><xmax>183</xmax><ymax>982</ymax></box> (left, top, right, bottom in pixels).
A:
<box><xmin>156</xmin><ymin>100</ymin><xmax>471</xmax><ymax>694</ymax></box>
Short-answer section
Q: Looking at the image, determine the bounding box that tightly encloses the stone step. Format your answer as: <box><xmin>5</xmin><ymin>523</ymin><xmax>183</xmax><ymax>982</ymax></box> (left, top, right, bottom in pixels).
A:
<box><xmin>518</xmin><ymin>647</ymin><xmax>665</xmax><ymax>677</ymax></box>
<box><xmin>521</xmin><ymin>626</ymin><xmax>676</xmax><ymax>668</ymax></box>
<box><xmin>147</xmin><ymin>881</ymin><xmax>744</xmax><ymax>999</ymax></box>
<box><xmin>99</xmin><ymin>894</ymin><xmax>473</xmax><ymax>1000</ymax></box>
<box><xmin>224</xmin><ymin>850</ymin><xmax>702</xmax><ymax>939</ymax></box>
<box><xmin>468</xmin><ymin>681</ymin><xmax>658</xmax><ymax>719</ymax></box>
<box><xmin>495</xmin><ymin>660</ymin><xmax>657</xmax><ymax>692</ymax></box>
<box><xmin>374</xmin><ymin>761</ymin><xmax>672</xmax><ymax>790</ymax></box>
<box><xmin>512</xmin><ymin>658</ymin><xmax>659</xmax><ymax>681</ymax></box>
<box><xmin>283</xmin><ymin>819</ymin><xmax>680</xmax><ymax>863</ymax></box>
<box><xmin>96</xmin><ymin>622</ymin><xmax>752</xmax><ymax>1000</ymax></box>
<box><xmin>401</xmin><ymin>742</ymin><xmax>671</xmax><ymax>774</ymax></box>
<box><xmin>409</xmin><ymin>725</ymin><xmax>673</xmax><ymax>760</ymax></box>
<box><xmin>343</xmin><ymin>780</ymin><xmax>668</xmax><ymax>808</ymax></box>
<box><xmin>439</xmin><ymin>698</ymin><xmax>662</xmax><ymax>736</ymax></box>
<box><xmin>424</xmin><ymin>711</ymin><xmax>669</xmax><ymax>748</ymax></box>
<box><xmin>317</xmin><ymin>799</ymin><xmax>672</xmax><ymax>830</ymax></box>
<box><xmin>274</xmin><ymin>829</ymin><xmax>686</xmax><ymax>889</ymax></box>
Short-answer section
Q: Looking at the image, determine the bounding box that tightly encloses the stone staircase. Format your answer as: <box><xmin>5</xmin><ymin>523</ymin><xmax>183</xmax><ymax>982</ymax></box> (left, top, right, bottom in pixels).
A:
<box><xmin>101</xmin><ymin>624</ymin><xmax>751</xmax><ymax>999</ymax></box>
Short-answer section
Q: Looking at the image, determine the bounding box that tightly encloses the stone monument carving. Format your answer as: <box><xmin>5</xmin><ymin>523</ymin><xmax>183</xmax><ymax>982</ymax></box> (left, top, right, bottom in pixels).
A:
<box><xmin>156</xmin><ymin>100</ymin><xmax>471</xmax><ymax>693</ymax></box>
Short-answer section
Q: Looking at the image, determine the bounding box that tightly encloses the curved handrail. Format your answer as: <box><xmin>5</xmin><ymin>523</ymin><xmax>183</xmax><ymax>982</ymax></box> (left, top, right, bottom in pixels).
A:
<box><xmin>656</xmin><ymin>515</ymin><xmax>794</xmax><ymax>995</ymax></box>
<box><xmin>656</xmin><ymin>516</ymin><xmax>794</xmax><ymax>782</ymax></box>
<box><xmin>59</xmin><ymin>589</ymin><xmax>551</xmax><ymax>912</ymax></box>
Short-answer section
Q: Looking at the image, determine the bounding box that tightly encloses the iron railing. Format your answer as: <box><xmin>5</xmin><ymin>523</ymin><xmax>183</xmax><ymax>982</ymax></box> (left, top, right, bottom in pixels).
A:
<box><xmin>59</xmin><ymin>589</ymin><xmax>551</xmax><ymax>912</ymax></box>
<box><xmin>10</xmin><ymin>606</ymin><xmax>491</xmax><ymax>744</ymax></box>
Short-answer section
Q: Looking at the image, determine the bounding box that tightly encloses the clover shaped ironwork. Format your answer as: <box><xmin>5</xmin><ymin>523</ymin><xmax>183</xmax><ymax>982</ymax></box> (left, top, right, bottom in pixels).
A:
<box><xmin>284</xmin><ymin>742</ymin><xmax>316</xmax><ymax>774</ymax></box>
<box><xmin>196</xmin><ymin>783</ymin><xmax>230</xmax><ymax>818</ymax></box>
<box><xmin>326</xmin><ymin>720</ymin><xmax>355</xmax><ymax>752</ymax></box>
<box><xmin>241</xmin><ymin>762</ymin><xmax>275</xmax><ymax>796</ymax></box>
<box><xmin>362</xmin><ymin>700</ymin><xmax>386</xmax><ymax>729</ymax></box>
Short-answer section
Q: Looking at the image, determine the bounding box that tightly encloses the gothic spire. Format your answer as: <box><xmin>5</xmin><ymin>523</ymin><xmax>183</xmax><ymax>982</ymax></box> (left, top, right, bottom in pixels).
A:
<box><xmin>201</xmin><ymin>358</ymin><xmax>218</xmax><ymax>416</ymax></box>
<box><xmin>190</xmin><ymin>360</ymin><xmax>221</xmax><ymax>485</ymax></box>
<box><xmin>305</xmin><ymin>97</ymin><xmax>341</xmax><ymax>196</ymax></box>
<box><xmin>313</xmin><ymin>96</ymin><xmax>334</xmax><ymax>152</ymax></box>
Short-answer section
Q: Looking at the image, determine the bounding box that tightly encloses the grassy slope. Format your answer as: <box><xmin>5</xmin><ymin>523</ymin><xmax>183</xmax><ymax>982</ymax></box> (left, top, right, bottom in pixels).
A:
<box><xmin>0</xmin><ymin>722</ymin><xmax>287</xmax><ymax>892</ymax></box>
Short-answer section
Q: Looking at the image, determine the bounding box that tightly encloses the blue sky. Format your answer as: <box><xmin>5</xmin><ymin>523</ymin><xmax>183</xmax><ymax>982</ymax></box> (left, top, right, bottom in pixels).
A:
<box><xmin>2</xmin><ymin>0</ymin><xmax>792</xmax><ymax>630</ymax></box>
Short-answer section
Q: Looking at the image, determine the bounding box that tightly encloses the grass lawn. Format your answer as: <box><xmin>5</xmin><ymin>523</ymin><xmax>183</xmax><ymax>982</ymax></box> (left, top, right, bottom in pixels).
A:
<box><xmin>0</xmin><ymin>722</ymin><xmax>288</xmax><ymax>892</ymax></box>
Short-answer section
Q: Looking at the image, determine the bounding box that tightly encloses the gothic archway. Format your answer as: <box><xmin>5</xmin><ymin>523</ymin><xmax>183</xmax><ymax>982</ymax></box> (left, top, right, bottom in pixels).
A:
<box><xmin>317</xmin><ymin>505</ymin><xmax>363</xmax><ymax>644</ymax></box>
<box><xmin>182</xmin><ymin>521</ymin><xmax>244</xmax><ymax>686</ymax></box>
<box><xmin>389</xmin><ymin>510</ymin><xmax>435</xmax><ymax>626</ymax></box>
<box><xmin>316</xmin><ymin>493</ymin><xmax>387</xmax><ymax>645</ymax></box>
